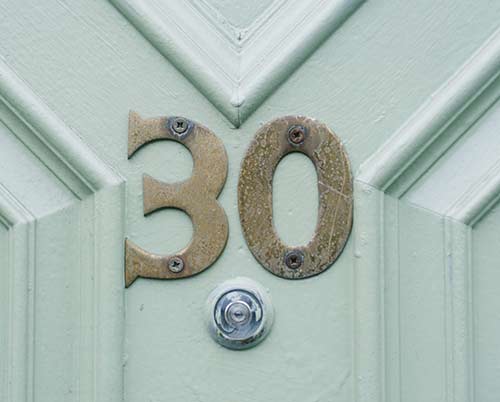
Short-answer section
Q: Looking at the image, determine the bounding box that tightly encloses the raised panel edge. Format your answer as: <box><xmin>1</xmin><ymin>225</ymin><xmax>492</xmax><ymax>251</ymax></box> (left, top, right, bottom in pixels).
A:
<box><xmin>0</xmin><ymin>59</ymin><xmax>122</xmax><ymax>193</ymax></box>
<box><xmin>357</xmin><ymin>27</ymin><xmax>500</xmax><ymax>191</ymax></box>
<box><xmin>0</xmin><ymin>184</ymin><xmax>35</xmax><ymax>402</ymax></box>
<box><xmin>107</xmin><ymin>0</ymin><xmax>365</xmax><ymax>126</ymax></box>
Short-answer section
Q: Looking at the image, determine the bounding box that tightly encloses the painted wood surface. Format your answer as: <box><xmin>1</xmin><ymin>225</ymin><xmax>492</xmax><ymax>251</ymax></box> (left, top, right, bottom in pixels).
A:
<box><xmin>1</xmin><ymin>1</ymin><xmax>500</xmax><ymax>401</ymax></box>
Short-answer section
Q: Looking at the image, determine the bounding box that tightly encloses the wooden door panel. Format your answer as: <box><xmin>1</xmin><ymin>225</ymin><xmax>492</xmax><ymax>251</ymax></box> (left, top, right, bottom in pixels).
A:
<box><xmin>2</xmin><ymin>1</ymin><xmax>500</xmax><ymax>402</ymax></box>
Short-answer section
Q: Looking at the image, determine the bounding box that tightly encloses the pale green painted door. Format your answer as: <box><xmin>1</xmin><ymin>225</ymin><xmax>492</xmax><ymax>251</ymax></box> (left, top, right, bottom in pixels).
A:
<box><xmin>1</xmin><ymin>1</ymin><xmax>500</xmax><ymax>402</ymax></box>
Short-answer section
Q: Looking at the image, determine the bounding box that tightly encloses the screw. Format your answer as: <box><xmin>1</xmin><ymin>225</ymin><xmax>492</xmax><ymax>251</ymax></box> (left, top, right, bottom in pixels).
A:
<box><xmin>284</xmin><ymin>250</ymin><xmax>304</xmax><ymax>269</ymax></box>
<box><xmin>225</xmin><ymin>301</ymin><xmax>252</xmax><ymax>327</ymax></box>
<box><xmin>172</xmin><ymin>117</ymin><xmax>189</xmax><ymax>134</ymax></box>
<box><xmin>168</xmin><ymin>256</ymin><xmax>184</xmax><ymax>273</ymax></box>
<box><xmin>287</xmin><ymin>125</ymin><xmax>306</xmax><ymax>145</ymax></box>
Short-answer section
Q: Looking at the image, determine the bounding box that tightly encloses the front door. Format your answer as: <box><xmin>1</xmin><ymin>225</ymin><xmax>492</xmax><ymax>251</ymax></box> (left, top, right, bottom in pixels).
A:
<box><xmin>2</xmin><ymin>1</ymin><xmax>500</xmax><ymax>401</ymax></box>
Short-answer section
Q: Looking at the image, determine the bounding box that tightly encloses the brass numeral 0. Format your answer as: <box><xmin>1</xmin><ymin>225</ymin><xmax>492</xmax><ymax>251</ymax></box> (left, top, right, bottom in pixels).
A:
<box><xmin>125</xmin><ymin>112</ymin><xmax>228</xmax><ymax>287</ymax></box>
<box><xmin>238</xmin><ymin>116</ymin><xmax>353</xmax><ymax>279</ymax></box>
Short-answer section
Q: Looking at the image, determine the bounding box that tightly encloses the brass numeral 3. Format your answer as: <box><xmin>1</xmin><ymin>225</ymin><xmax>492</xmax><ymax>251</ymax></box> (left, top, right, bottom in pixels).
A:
<box><xmin>125</xmin><ymin>112</ymin><xmax>228</xmax><ymax>287</ymax></box>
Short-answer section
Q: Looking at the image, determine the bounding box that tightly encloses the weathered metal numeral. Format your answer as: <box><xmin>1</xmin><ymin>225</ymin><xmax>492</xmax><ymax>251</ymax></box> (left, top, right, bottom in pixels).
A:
<box><xmin>238</xmin><ymin>116</ymin><xmax>353</xmax><ymax>279</ymax></box>
<box><xmin>125</xmin><ymin>112</ymin><xmax>228</xmax><ymax>287</ymax></box>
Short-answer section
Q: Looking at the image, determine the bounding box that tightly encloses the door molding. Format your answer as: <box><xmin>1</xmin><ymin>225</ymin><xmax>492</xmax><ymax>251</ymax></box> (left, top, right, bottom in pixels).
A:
<box><xmin>0</xmin><ymin>60</ymin><xmax>125</xmax><ymax>402</ymax></box>
<box><xmin>108</xmin><ymin>0</ymin><xmax>365</xmax><ymax>126</ymax></box>
<box><xmin>353</xmin><ymin>27</ymin><xmax>500</xmax><ymax>402</ymax></box>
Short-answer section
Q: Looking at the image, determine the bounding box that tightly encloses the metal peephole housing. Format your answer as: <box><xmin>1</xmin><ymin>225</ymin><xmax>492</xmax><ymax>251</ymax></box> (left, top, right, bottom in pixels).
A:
<box><xmin>206</xmin><ymin>278</ymin><xmax>274</xmax><ymax>350</ymax></box>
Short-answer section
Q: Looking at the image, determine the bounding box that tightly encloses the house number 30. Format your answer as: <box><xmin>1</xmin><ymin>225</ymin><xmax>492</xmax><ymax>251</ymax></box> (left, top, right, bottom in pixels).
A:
<box><xmin>125</xmin><ymin>113</ymin><xmax>353</xmax><ymax>287</ymax></box>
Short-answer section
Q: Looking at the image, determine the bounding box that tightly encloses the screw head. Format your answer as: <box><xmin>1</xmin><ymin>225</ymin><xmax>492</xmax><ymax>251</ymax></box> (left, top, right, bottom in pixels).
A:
<box><xmin>287</xmin><ymin>125</ymin><xmax>306</xmax><ymax>145</ymax></box>
<box><xmin>224</xmin><ymin>300</ymin><xmax>252</xmax><ymax>327</ymax></box>
<box><xmin>284</xmin><ymin>249</ymin><xmax>304</xmax><ymax>269</ymax></box>
<box><xmin>172</xmin><ymin>117</ymin><xmax>189</xmax><ymax>134</ymax></box>
<box><xmin>168</xmin><ymin>256</ymin><xmax>184</xmax><ymax>273</ymax></box>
